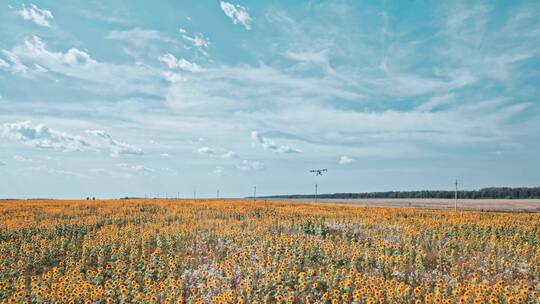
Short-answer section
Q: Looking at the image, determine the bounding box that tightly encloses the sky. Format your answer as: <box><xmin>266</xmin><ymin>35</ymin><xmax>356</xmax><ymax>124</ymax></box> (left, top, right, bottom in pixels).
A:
<box><xmin>1</xmin><ymin>1</ymin><xmax>539</xmax><ymax>199</ymax></box>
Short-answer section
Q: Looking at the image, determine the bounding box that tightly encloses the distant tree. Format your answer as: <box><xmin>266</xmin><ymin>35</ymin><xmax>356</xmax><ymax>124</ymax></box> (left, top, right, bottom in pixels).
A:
<box><xmin>260</xmin><ymin>187</ymin><xmax>540</xmax><ymax>200</ymax></box>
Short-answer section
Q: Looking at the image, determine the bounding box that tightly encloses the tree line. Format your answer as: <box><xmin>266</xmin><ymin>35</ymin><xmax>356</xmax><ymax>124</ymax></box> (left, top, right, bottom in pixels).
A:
<box><xmin>259</xmin><ymin>187</ymin><xmax>540</xmax><ymax>199</ymax></box>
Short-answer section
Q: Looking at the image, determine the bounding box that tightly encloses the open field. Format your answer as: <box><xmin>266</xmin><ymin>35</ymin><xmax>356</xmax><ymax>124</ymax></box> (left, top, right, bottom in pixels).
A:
<box><xmin>0</xmin><ymin>199</ymin><xmax>538</xmax><ymax>303</ymax></box>
<box><xmin>271</xmin><ymin>198</ymin><xmax>540</xmax><ymax>212</ymax></box>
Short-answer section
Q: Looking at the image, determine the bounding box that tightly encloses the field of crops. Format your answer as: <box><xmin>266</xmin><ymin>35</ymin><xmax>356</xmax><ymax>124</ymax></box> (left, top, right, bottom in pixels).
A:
<box><xmin>0</xmin><ymin>199</ymin><xmax>538</xmax><ymax>304</ymax></box>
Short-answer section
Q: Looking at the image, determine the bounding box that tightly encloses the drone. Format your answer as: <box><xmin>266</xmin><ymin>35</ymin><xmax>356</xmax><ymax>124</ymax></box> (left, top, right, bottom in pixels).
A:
<box><xmin>310</xmin><ymin>169</ymin><xmax>328</xmax><ymax>176</ymax></box>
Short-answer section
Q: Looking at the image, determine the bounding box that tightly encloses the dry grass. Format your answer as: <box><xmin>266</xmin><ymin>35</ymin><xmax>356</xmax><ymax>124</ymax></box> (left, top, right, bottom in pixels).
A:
<box><xmin>273</xmin><ymin>198</ymin><xmax>540</xmax><ymax>212</ymax></box>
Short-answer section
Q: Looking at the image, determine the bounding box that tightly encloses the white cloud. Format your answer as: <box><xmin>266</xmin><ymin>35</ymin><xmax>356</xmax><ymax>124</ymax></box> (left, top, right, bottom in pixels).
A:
<box><xmin>221</xmin><ymin>151</ymin><xmax>237</xmax><ymax>159</ymax></box>
<box><xmin>161</xmin><ymin>167</ymin><xmax>177</xmax><ymax>175</ymax></box>
<box><xmin>1</xmin><ymin>122</ymin><xmax>143</xmax><ymax>157</ymax></box>
<box><xmin>85</xmin><ymin>130</ymin><xmax>143</xmax><ymax>157</ymax></box>
<box><xmin>22</xmin><ymin>165</ymin><xmax>88</xmax><ymax>178</ymax></box>
<box><xmin>159</xmin><ymin>53</ymin><xmax>203</xmax><ymax>72</ymax></box>
<box><xmin>285</xmin><ymin>50</ymin><xmax>330</xmax><ymax>69</ymax></box>
<box><xmin>251</xmin><ymin>131</ymin><xmax>302</xmax><ymax>154</ymax></box>
<box><xmin>47</xmin><ymin>168</ymin><xmax>87</xmax><ymax>178</ymax></box>
<box><xmin>0</xmin><ymin>58</ymin><xmax>9</xmax><ymax>69</ymax></box>
<box><xmin>1</xmin><ymin>121</ymin><xmax>91</xmax><ymax>152</ymax></box>
<box><xmin>33</xmin><ymin>63</ymin><xmax>47</xmax><ymax>73</ymax></box>
<box><xmin>117</xmin><ymin>163</ymin><xmax>153</xmax><ymax>175</ymax></box>
<box><xmin>1</xmin><ymin>50</ymin><xmax>29</xmax><ymax>74</ymax></box>
<box><xmin>196</xmin><ymin>147</ymin><xmax>237</xmax><ymax>159</ymax></box>
<box><xmin>80</xmin><ymin>10</ymin><xmax>131</xmax><ymax>25</ymax></box>
<box><xmin>220</xmin><ymin>1</ymin><xmax>253</xmax><ymax>30</ymax></box>
<box><xmin>338</xmin><ymin>155</ymin><xmax>355</xmax><ymax>165</ymax></box>
<box><xmin>181</xmin><ymin>31</ymin><xmax>210</xmax><ymax>54</ymax></box>
<box><xmin>196</xmin><ymin>146</ymin><xmax>215</xmax><ymax>156</ymax></box>
<box><xmin>17</xmin><ymin>4</ymin><xmax>54</xmax><ymax>27</ymax></box>
<box><xmin>236</xmin><ymin>160</ymin><xmax>264</xmax><ymax>171</ymax></box>
<box><xmin>161</xmin><ymin>71</ymin><xmax>184</xmax><ymax>83</ymax></box>
<box><xmin>209</xmin><ymin>166</ymin><xmax>224</xmax><ymax>177</ymax></box>
<box><xmin>21</xmin><ymin>36</ymin><xmax>95</xmax><ymax>66</ymax></box>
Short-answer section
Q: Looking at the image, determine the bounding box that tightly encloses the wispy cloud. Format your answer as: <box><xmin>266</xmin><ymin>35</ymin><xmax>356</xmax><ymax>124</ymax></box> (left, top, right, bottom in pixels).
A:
<box><xmin>0</xmin><ymin>160</ymin><xmax>6</xmax><ymax>166</ymax></box>
<box><xmin>220</xmin><ymin>1</ymin><xmax>252</xmax><ymax>30</ymax></box>
<box><xmin>13</xmin><ymin>155</ymin><xmax>36</xmax><ymax>162</ymax></box>
<box><xmin>159</xmin><ymin>53</ymin><xmax>203</xmax><ymax>72</ymax></box>
<box><xmin>415</xmin><ymin>94</ymin><xmax>455</xmax><ymax>112</ymax></box>
<box><xmin>1</xmin><ymin>50</ymin><xmax>29</xmax><ymax>74</ymax></box>
<box><xmin>221</xmin><ymin>151</ymin><xmax>237</xmax><ymax>159</ymax></box>
<box><xmin>251</xmin><ymin>131</ymin><xmax>301</xmax><ymax>154</ymax></box>
<box><xmin>162</xmin><ymin>62</ymin><xmax>363</xmax><ymax>111</ymax></box>
<box><xmin>161</xmin><ymin>167</ymin><xmax>177</xmax><ymax>176</ymax></box>
<box><xmin>117</xmin><ymin>163</ymin><xmax>153</xmax><ymax>175</ymax></box>
<box><xmin>80</xmin><ymin>10</ymin><xmax>130</xmax><ymax>25</ymax></box>
<box><xmin>47</xmin><ymin>168</ymin><xmax>87</xmax><ymax>178</ymax></box>
<box><xmin>0</xmin><ymin>58</ymin><xmax>10</xmax><ymax>69</ymax></box>
<box><xmin>16</xmin><ymin>4</ymin><xmax>54</xmax><ymax>27</ymax></box>
<box><xmin>195</xmin><ymin>146</ymin><xmax>215</xmax><ymax>156</ymax></box>
<box><xmin>236</xmin><ymin>160</ymin><xmax>264</xmax><ymax>171</ymax></box>
<box><xmin>2</xmin><ymin>35</ymin><xmax>160</xmax><ymax>97</ymax></box>
<box><xmin>85</xmin><ymin>130</ymin><xmax>143</xmax><ymax>157</ymax></box>
<box><xmin>250</xmin><ymin>101</ymin><xmax>531</xmax><ymax>148</ymax></box>
<box><xmin>107</xmin><ymin>27</ymin><xmax>172</xmax><ymax>47</ymax></box>
<box><xmin>180</xmin><ymin>29</ymin><xmax>210</xmax><ymax>55</ymax></box>
<box><xmin>209</xmin><ymin>166</ymin><xmax>224</xmax><ymax>177</ymax></box>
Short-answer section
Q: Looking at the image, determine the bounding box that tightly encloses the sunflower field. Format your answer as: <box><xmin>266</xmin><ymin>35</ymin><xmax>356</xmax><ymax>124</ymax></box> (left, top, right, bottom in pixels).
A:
<box><xmin>0</xmin><ymin>199</ymin><xmax>538</xmax><ymax>303</ymax></box>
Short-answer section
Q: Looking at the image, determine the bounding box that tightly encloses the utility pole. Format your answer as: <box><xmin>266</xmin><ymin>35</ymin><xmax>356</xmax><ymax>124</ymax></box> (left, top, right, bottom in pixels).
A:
<box><xmin>309</xmin><ymin>169</ymin><xmax>327</xmax><ymax>204</ymax></box>
<box><xmin>253</xmin><ymin>186</ymin><xmax>257</xmax><ymax>201</ymax></box>
<box><xmin>454</xmin><ymin>179</ymin><xmax>458</xmax><ymax>211</ymax></box>
<box><xmin>217</xmin><ymin>189</ymin><xmax>220</xmax><ymax>199</ymax></box>
<box><xmin>177</xmin><ymin>192</ymin><xmax>180</xmax><ymax>199</ymax></box>
<box><xmin>194</xmin><ymin>190</ymin><xmax>196</xmax><ymax>200</ymax></box>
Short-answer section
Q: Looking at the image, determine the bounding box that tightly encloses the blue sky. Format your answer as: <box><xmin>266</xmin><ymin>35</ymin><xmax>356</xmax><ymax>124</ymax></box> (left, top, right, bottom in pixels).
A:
<box><xmin>1</xmin><ymin>1</ymin><xmax>539</xmax><ymax>199</ymax></box>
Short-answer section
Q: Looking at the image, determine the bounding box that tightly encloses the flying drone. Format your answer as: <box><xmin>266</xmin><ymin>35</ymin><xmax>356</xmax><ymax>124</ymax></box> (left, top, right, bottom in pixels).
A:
<box><xmin>310</xmin><ymin>169</ymin><xmax>328</xmax><ymax>176</ymax></box>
